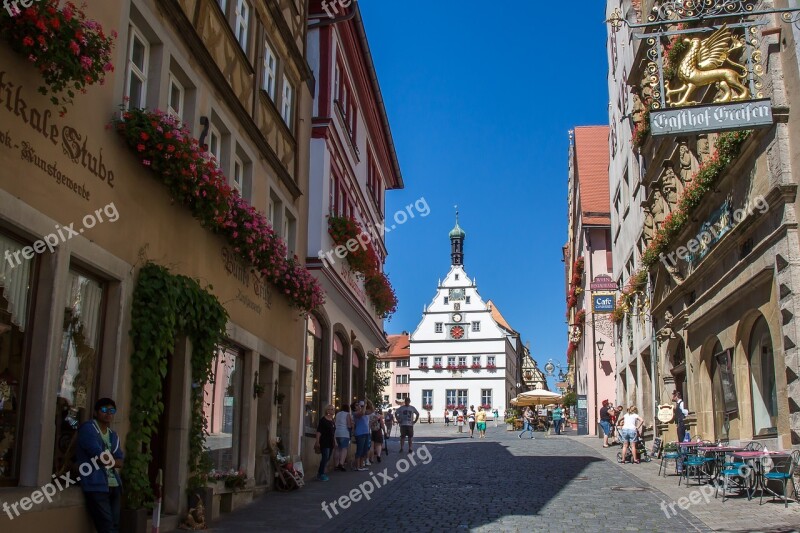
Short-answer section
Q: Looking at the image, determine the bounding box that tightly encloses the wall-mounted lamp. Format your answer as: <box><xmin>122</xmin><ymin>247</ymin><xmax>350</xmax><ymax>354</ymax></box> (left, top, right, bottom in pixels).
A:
<box><xmin>596</xmin><ymin>339</ymin><xmax>606</xmax><ymax>357</ymax></box>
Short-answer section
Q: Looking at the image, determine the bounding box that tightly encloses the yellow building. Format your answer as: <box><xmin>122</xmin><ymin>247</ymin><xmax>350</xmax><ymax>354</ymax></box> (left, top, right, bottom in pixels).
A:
<box><xmin>0</xmin><ymin>0</ymin><xmax>314</xmax><ymax>530</ymax></box>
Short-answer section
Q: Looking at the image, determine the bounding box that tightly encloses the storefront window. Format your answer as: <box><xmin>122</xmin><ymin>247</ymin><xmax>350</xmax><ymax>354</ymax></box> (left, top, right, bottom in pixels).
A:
<box><xmin>332</xmin><ymin>334</ymin><xmax>345</xmax><ymax>409</ymax></box>
<box><xmin>0</xmin><ymin>233</ymin><xmax>34</xmax><ymax>485</ymax></box>
<box><xmin>204</xmin><ymin>346</ymin><xmax>243</xmax><ymax>472</ymax></box>
<box><xmin>749</xmin><ymin>317</ymin><xmax>777</xmax><ymax>436</ymax></box>
<box><xmin>351</xmin><ymin>350</ymin><xmax>362</xmax><ymax>401</ymax></box>
<box><xmin>305</xmin><ymin>315</ymin><xmax>322</xmax><ymax>433</ymax></box>
<box><xmin>711</xmin><ymin>341</ymin><xmax>726</xmax><ymax>440</ymax></box>
<box><xmin>54</xmin><ymin>271</ymin><xmax>105</xmax><ymax>475</ymax></box>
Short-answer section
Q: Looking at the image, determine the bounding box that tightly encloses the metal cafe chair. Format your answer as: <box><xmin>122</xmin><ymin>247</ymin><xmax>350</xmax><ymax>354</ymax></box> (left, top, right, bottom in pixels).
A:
<box><xmin>744</xmin><ymin>441</ymin><xmax>763</xmax><ymax>451</ymax></box>
<box><xmin>659</xmin><ymin>445</ymin><xmax>682</xmax><ymax>477</ymax></box>
<box><xmin>760</xmin><ymin>450</ymin><xmax>800</xmax><ymax>508</ymax></box>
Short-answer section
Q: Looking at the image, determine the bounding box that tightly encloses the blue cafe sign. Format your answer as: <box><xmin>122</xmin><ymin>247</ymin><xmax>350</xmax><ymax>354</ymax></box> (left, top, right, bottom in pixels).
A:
<box><xmin>593</xmin><ymin>294</ymin><xmax>616</xmax><ymax>314</ymax></box>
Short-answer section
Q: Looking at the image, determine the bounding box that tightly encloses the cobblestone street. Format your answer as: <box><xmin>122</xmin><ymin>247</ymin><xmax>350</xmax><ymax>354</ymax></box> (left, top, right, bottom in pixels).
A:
<box><xmin>210</xmin><ymin>423</ymin><xmax>800</xmax><ymax>532</ymax></box>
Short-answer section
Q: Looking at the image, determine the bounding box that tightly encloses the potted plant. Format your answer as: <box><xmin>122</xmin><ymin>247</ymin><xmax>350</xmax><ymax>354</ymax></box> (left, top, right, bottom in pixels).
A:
<box><xmin>433</xmin><ymin>363</ymin><xmax>443</xmax><ymax>370</ymax></box>
<box><xmin>470</xmin><ymin>363</ymin><xmax>481</xmax><ymax>370</ymax></box>
<box><xmin>253</xmin><ymin>383</ymin><xmax>265</xmax><ymax>399</ymax></box>
<box><xmin>486</xmin><ymin>363</ymin><xmax>497</xmax><ymax>371</ymax></box>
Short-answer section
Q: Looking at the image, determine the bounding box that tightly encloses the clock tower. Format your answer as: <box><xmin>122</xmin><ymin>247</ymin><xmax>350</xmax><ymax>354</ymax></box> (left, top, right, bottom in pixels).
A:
<box><xmin>407</xmin><ymin>216</ymin><xmax>520</xmax><ymax>418</ymax></box>
<box><xmin>450</xmin><ymin>211</ymin><xmax>465</xmax><ymax>266</ymax></box>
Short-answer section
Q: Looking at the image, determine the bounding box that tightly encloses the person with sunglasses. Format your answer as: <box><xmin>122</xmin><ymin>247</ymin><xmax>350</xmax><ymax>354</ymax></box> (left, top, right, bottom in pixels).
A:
<box><xmin>76</xmin><ymin>398</ymin><xmax>124</xmax><ymax>533</ymax></box>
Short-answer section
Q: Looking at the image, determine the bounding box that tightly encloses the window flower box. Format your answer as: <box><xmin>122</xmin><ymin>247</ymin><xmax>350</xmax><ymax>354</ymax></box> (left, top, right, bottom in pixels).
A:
<box><xmin>446</xmin><ymin>404</ymin><xmax>456</xmax><ymax>410</ymax></box>
<box><xmin>481</xmin><ymin>404</ymin><xmax>492</xmax><ymax>410</ymax></box>
<box><xmin>433</xmin><ymin>364</ymin><xmax>443</xmax><ymax>370</ymax></box>
<box><xmin>456</xmin><ymin>364</ymin><xmax>468</xmax><ymax>370</ymax></box>
<box><xmin>446</xmin><ymin>365</ymin><xmax>457</xmax><ymax>371</ymax></box>
<box><xmin>486</xmin><ymin>364</ymin><xmax>497</xmax><ymax>370</ymax></box>
<box><xmin>470</xmin><ymin>363</ymin><xmax>481</xmax><ymax>370</ymax></box>
<box><xmin>418</xmin><ymin>364</ymin><xmax>429</xmax><ymax>370</ymax></box>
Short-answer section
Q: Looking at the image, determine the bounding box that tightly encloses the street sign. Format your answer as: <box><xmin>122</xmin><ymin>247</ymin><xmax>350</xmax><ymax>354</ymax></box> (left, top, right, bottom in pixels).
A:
<box><xmin>593</xmin><ymin>294</ymin><xmax>615</xmax><ymax>313</ymax></box>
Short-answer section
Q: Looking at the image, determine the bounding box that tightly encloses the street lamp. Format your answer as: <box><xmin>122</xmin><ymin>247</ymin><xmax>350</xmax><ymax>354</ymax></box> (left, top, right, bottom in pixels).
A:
<box><xmin>596</xmin><ymin>339</ymin><xmax>606</xmax><ymax>356</ymax></box>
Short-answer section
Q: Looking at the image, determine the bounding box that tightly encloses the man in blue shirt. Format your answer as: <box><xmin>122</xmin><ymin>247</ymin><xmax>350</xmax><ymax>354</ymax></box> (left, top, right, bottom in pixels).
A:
<box><xmin>77</xmin><ymin>398</ymin><xmax>124</xmax><ymax>533</ymax></box>
<box><xmin>552</xmin><ymin>404</ymin><xmax>564</xmax><ymax>435</ymax></box>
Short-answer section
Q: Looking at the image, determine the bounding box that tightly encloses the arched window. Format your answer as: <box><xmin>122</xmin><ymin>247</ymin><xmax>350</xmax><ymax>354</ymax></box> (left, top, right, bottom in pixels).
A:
<box><xmin>671</xmin><ymin>341</ymin><xmax>687</xmax><ymax>409</ymax></box>
<box><xmin>749</xmin><ymin>316</ymin><xmax>777</xmax><ymax>436</ymax></box>
<box><xmin>711</xmin><ymin>340</ymin><xmax>727</xmax><ymax>439</ymax></box>
<box><xmin>305</xmin><ymin>315</ymin><xmax>323</xmax><ymax>432</ymax></box>
<box><xmin>352</xmin><ymin>349</ymin><xmax>364</xmax><ymax>401</ymax></box>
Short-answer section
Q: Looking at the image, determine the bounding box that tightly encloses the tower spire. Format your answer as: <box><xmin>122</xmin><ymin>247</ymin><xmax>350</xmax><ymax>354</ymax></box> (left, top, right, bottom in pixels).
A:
<box><xmin>449</xmin><ymin>206</ymin><xmax>465</xmax><ymax>266</ymax></box>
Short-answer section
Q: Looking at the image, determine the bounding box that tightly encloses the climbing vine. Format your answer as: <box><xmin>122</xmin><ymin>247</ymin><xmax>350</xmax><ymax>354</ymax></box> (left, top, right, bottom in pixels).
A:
<box><xmin>123</xmin><ymin>263</ymin><xmax>228</xmax><ymax>509</ymax></box>
<box><xmin>613</xmin><ymin>130</ymin><xmax>752</xmax><ymax>323</ymax></box>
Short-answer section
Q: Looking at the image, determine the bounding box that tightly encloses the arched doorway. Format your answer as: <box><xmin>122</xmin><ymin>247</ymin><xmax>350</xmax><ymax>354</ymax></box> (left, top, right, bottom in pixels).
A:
<box><xmin>305</xmin><ymin>314</ymin><xmax>324</xmax><ymax>433</ymax></box>
<box><xmin>748</xmin><ymin>316</ymin><xmax>777</xmax><ymax>437</ymax></box>
<box><xmin>710</xmin><ymin>340</ymin><xmax>732</xmax><ymax>440</ymax></box>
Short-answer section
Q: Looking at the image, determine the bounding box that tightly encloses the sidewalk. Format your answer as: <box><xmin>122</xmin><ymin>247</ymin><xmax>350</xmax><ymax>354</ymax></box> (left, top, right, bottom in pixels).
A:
<box><xmin>569</xmin><ymin>434</ymin><xmax>800</xmax><ymax>533</ymax></box>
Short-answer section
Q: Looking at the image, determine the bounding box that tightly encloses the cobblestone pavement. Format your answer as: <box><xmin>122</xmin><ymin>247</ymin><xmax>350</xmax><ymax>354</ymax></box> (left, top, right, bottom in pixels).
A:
<box><xmin>211</xmin><ymin>423</ymin><xmax>800</xmax><ymax>532</ymax></box>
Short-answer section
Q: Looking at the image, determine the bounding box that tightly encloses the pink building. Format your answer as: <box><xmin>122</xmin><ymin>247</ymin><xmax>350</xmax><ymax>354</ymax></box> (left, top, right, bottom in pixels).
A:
<box><xmin>379</xmin><ymin>332</ymin><xmax>410</xmax><ymax>410</ymax></box>
<box><xmin>564</xmin><ymin>126</ymin><xmax>617</xmax><ymax>436</ymax></box>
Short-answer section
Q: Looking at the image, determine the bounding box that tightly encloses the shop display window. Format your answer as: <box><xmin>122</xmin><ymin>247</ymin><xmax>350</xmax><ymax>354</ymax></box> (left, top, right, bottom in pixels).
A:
<box><xmin>0</xmin><ymin>232</ymin><xmax>35</xmax><ymax>485</ymax></box>
<box><xmin>53</xmin><ymin>270</ymin><xmax>105</xmax><ymax>475</ymax></box>
<box><xmin>204</xmin><ymin>346</ymin><xmax>243</xmax><ymax>472</ymax></box>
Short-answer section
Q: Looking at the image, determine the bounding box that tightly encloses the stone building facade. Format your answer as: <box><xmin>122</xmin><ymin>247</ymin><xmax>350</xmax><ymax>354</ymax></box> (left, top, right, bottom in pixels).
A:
<box><xmin>606</xmin><ymin>0</ymin><xmax>800</xmax><ymax>449</ymax></box>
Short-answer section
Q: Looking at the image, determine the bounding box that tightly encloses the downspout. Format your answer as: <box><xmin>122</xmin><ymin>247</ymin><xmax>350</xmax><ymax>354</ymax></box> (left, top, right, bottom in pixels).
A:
<box><xmin>649</xmin><ymin>272</ymin><xmax>658</xmax><ymax>426</ymax></box>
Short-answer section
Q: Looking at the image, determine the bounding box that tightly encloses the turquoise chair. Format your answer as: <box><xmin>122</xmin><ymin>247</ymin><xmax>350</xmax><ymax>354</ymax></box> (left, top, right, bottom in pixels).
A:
<box><xmin>760</xmin><ymin>450</ymin><xmax>800</xmax><ymax>508</ymax></box>
<box><xmin>659</xmin><ymin>447</ymin><xmax>682</xmax><ymax>477</ymax></box>
<box><xmin>680</xmin><ymin>452</ymin><xmax>715</xmax><ymax>487</ymax></box>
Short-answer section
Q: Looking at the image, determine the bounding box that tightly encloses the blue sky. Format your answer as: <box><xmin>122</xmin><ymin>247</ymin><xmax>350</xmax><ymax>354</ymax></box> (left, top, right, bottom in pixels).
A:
<box><xmin>359</xmin><ymin>2</ymin><xmax>611</xmax><ymax>389</ymax></box>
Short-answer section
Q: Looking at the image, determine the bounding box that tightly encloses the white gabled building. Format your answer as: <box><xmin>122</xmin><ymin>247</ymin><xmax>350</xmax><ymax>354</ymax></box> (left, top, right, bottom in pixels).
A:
<box><xmin>409</xmin><ymin>217</ymin><xmax>519</xmax><ymax>417</ymax></box>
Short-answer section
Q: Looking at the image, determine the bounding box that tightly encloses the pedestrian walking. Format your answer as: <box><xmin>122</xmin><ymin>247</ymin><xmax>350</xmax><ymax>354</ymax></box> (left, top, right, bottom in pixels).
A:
<box><xmin>369</xmin><ymin>408</ymin><xmax>385</xmax><ymax>463</ymax></box>
<box><xmin>353</xmin><ymin>401</ymin><xmax>371</xmax><ymax>471</ymax></box>
<box><xmin>383</xmin><ymin>408</ymin><xmax>394</xmax><ymax>452</ymax></box>
<box><xmin>333</xmin><ymin>403</ymin><xmax>353</xmax><ymax>471</ymax></box>
<box><xmin>444</xmin><ymin>409</ymin><xmax>450</xmax><ymax>426</ymax></box>
<box><xmin>552</xmin><ymin>404</ymin><xmax>564</xmax><ymax>435</ymax></box>
<box><xmin>617</xmin><ymin>406</ymin><xmax>645</xmax><ymax>464</ymax></box>
<box><xmin>315</xmin><ymin>404</ymin><xmax>336</xmax><ymax>480</ymax></box>
<box><xmin>395</xmin><ymin>397</ymin><xmax>419</xmax><ymax>453</ymax></box>
<box><xmin>599</xmin><ymin>399</ymin><xmax>613</xmax><ymax>448</ymax></box>
<box><xmin>467</xmin><ymin>405</ymin><xmax>477</xmax><ymax>438</ymax></box>
<box><xmin>518</xmin><ymin>406</ymin><xmax>536</xmax><ymax>439</ymax></box>
<box><xmin>76</xmin><ymin>398</ymin><xmax>124</xmax><ymax>533</ymax></box>
<box><xmin>492</xmin><ymin>408</ymin><xmax>499</xmax><ymax>427</ymax></box>
<box><xmin>476</xmin><ymin>406</ymin><xmax>487</xmax><ymax>438</ymax></box>
<box><xmin>456</xmin><ymin>410</ymin><xmax>464</xmax><ymax>433</ymax></box>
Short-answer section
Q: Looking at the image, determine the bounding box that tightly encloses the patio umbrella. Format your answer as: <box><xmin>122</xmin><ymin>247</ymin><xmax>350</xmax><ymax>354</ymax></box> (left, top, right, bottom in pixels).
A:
<box><xmin>512</xmin><ymin>389</ymin><xmax>562</xmax><ymax>406</ymax></box>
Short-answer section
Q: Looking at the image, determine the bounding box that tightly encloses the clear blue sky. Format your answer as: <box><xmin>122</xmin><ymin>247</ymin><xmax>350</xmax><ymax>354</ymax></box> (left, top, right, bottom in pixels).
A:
<box><xmin>360</xmin><ymin>2</ymin><xmax>611</xmax><ymax>389</ymax></box>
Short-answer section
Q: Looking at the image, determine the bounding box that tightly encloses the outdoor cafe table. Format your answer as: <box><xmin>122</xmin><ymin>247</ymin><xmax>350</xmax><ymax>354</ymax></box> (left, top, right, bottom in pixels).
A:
<box><xmin>696</xmin><ymin>446</ymin><xmax>746</xmax><ymax>483</ymax></box>
<box><xmin>730</xmin><ymin>450</ymin><xmax>792</xmax><ymax>500</ymax></box>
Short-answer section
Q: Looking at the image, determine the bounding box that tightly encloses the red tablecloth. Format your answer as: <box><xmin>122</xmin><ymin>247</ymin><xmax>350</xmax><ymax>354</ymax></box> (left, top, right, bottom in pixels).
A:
<box><xmin>697</xmin><ymin>446</ymin><xmax>745</xmax><ymax>452</ymax></box>
<box><xmin>732</xmin><ymin>450</ymin><xmax>791</xmax><ymax>459</ymax></box>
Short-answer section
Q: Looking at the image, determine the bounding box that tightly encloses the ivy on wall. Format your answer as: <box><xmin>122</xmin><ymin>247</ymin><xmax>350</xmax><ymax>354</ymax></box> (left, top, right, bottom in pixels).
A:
<box><xmin>613</xmin><ymin>130</ymin><xmax>752</xmax><ymax>323</ymax></box>
<box><xmin>123</xmin><ymin>263</ymin><xmax>228</xmax><ymax>509</ymax></box>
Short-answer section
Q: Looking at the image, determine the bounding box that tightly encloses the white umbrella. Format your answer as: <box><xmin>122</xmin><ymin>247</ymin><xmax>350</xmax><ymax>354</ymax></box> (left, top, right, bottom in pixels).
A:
<box><xmin>513</xmin><ymin>389</ymin><xmax>562</xmax><ymax>406</ymax></box>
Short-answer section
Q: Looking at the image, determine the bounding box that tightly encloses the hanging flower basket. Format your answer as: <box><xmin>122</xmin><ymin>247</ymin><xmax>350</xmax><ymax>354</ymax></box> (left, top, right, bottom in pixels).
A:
<box><xmin>114</xmin><ymin>108</ymin><xmax>325</xmax><ymax>312</ymax></box>
<box><xmin>1</xmin><ymin>0</ymin><xmax>117</xmax><ymax>115</ymax></box>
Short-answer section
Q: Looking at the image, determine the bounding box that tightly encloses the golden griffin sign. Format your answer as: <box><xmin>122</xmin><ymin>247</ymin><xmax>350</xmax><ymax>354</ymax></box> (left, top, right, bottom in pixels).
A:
<box><xmin>666</xmin><ymin>24</ymin><xmax>750</xmax><ymax>107</ymax></box>
<box><xmin>606</xmin><ymin>0</ymin><xmax>790</xmax><ymax>136</ymax></box>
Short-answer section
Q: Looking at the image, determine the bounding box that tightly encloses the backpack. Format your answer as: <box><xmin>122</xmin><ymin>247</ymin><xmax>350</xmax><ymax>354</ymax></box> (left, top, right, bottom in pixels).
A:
<box><xmin>370</xmin><ymin>414</ymin><xmax>381</xmax><ymax>431</ymax></box>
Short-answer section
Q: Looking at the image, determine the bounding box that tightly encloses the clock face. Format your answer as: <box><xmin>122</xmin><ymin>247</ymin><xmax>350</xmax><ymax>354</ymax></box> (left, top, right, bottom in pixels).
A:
<box><xmin>450</xmin><ymin>325</ymin><xmax>465</xmax><ymax>339</ymax></box>
<box><xmin>452</xmin><ymin>313</ymin><xmax>463</xmax><ymax>323</ymax></box>
<box><xmin>449</xmin><ymin>288</ymin><xmax>465</xmax><ymax>301</ymax></box>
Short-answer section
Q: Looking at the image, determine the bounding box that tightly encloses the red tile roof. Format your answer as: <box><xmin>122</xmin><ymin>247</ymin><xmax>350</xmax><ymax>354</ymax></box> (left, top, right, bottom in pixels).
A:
<box><xmin>574</xmin><ymin>126</ymin><xmax>610</xmax><ymax>226</ymax></box>
<box><xmin>385</xmin><ymin>332</ymin><xmax>410</xmax><ymax>357</ymax></box>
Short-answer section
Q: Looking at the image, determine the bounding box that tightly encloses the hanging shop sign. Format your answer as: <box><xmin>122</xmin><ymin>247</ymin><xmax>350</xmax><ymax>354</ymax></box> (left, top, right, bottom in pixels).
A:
<box><xmin>590</xmin><ymin>274</ymin><xmax>618</xmax><ymax>291</ymax></box>
<box><xmin>650</xmin><ymin>99</ymin><xmax>773</xmax><ymax>136</ymax></box>
<box><xmin>606</xmin><ymin>0</ymin><xmax>800</xmax><ymax>137</ymax></box>
<box><xmin>593</xmin><ymin>294</ymin><xmax>616</xmax><ymax>314</ymax></box>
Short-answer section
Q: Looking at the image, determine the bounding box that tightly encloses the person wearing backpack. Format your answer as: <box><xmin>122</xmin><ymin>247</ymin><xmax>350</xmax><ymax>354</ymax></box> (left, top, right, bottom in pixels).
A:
<box><xmin>369</xmin><ymin>409</ymin><xmax>386</xmax><ymax>462</ymax></box>
<box><xmin>76</xmin><ymin>398</ymin><xmax>124</xmax><ymax>533</ymax></box>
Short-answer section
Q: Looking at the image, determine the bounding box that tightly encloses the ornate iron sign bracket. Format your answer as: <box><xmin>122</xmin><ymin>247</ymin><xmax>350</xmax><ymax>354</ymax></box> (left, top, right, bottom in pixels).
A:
<box><xmin>607</xmin><ymin>1</ymin><xmax>800</xmax><ymax>117</ymax></box>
